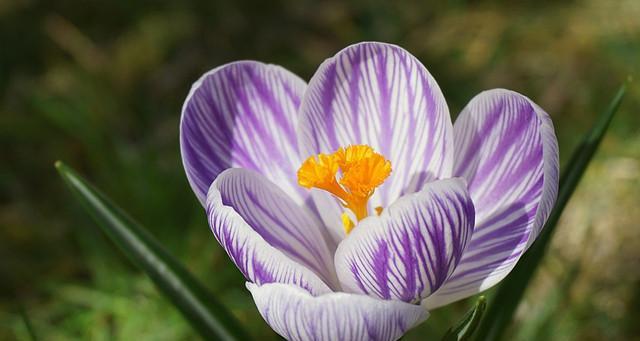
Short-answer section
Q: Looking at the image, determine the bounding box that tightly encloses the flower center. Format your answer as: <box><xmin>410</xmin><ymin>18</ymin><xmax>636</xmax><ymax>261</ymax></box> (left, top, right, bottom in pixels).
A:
<box><xmin>297</xmin><ymin>145</ymin><xmax>392</xmax><ymax>234</ymax></box>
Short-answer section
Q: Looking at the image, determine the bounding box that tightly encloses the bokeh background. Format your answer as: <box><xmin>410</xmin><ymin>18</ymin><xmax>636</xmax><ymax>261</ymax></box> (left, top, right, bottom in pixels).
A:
<box><xmin>1</xmin><ymin>0</ymin><xmax>639</xmax><ymax>340</ymax></box>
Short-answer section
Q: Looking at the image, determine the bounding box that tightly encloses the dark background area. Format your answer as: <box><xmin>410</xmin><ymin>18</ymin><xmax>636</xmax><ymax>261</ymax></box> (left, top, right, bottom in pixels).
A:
<box><xmin>1</xmin><ymin>0</ymin><xmax>639</xmax><ymax>339</ymax></box>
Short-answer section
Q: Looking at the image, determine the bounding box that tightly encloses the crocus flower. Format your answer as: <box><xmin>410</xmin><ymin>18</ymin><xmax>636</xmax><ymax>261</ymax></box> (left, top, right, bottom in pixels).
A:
<box><xmin>180</xmin><ymin>42</ymin><xmax>559</xmax><ymax>341</ymax></box>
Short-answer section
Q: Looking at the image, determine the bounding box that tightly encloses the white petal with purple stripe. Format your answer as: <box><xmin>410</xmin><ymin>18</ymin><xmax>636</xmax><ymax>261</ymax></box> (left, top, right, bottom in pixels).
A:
<box><xmin>207</xmin><ymin>169</ymin><xmax>335</xmax><ymax>295</ymax></box>
<box><xmin>423</xmin><ymin>89</ymin><xmax>559</xmax><ymax>309</ymax></box>
<box><xmin>248</xmin><ymin>282</ymin><xmax>428</xmax><ymax>341</ymax></box>
<box><xmin>181</xmin><ymin>61</ymin><xmax>306</xmax><ymax>206</ymax></box>
<box><xmin>335</xmin><ymin>179</ymin><xmax>475</xmax><ymax>303</ymax></box>
<box><xmin>297</xmin><ymin>42</ymin><xmax>454</xmax><ymax>243</ymax></box>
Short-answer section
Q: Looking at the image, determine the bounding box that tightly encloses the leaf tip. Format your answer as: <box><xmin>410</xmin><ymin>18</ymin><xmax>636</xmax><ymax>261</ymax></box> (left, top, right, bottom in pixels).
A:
<box><xmin>54</xmin><ymin>160</ymin><xmax>70</xmax><ymax>177</ymax></box>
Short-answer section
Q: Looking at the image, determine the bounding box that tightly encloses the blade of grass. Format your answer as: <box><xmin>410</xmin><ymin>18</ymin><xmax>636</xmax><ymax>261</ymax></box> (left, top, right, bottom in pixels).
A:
<box><xmin>475</xmin><ymin>85</ymin><xmax>626</xmax><ymax>341</ymax></box>
<box><xmin>19</xmin><ymin>306</ymin><xmax>38</xmax><ymax>341</ymax></box>
<box><xmin>55</xmin><ymin>161</ymin><xmax>250</xmax><ymax>341</ymax></box>
<box><xmin>442</xmin><ymin>296</ymin><xmax>487</xmax><ymax>341</ymax></box>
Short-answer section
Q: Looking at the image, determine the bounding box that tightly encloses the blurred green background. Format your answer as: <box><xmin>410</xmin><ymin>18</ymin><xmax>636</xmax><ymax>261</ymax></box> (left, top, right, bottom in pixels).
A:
<box><xmin>1</xmin><ymin>0</ymin><xmax>639</xmax><ymax>340</ymax></box>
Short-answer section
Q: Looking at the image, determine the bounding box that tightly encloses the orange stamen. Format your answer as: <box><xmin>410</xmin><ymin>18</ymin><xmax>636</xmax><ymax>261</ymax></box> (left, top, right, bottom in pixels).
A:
<box><xmin>297</xmin><ymin>145</ymin><xmax>392</xmax><ymax>233</ymax></box>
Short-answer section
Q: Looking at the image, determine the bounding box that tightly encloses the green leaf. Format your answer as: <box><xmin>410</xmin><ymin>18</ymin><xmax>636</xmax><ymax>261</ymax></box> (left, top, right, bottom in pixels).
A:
<box><xmin>474</xmin><ymin>85</ymin><xmax>627</xmax><ymax>341</ymax></box>
<box><xmin>442</xmin><ymin>296</ymin><xmax>487</xmax><ymax>341</ymax></box>
<box><xmin>55</xmin><ymin>162</ymin><xmax>250</xmax><ymax>341</ymax></box>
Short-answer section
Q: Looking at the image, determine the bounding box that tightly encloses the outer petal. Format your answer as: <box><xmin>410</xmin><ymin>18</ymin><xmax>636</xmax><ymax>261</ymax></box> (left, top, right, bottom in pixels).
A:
<box><xmin>297</xmin><ymin>42</ymin><xmax>453</xmax><ymax>243</ymax></box>
<box><xmin>423</xmin><ymin>89</ymin><xmax>559</xmax><ymax>308</ymax></box>
<box><xmin>248</xmin><ymin>282</ymin><xmax>428</xmax><ymax>341</ymax></box>
<box><xmin>207</xmin><ymin>169</ymin><xmax>335</xmax><ymax>295</ymax></box>
<box><xmin>334</xmin><ymin>179</ymin><xmax>475</xmax><ymax>303</ymax></box>
<box><xmin>181</xmin><ymin>61</ymin><xmax>307</xmax><ymax>206</ymax></box>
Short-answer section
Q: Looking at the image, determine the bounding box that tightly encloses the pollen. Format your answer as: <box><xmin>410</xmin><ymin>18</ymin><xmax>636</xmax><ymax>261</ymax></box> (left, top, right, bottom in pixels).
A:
<box><xmin>341</xmin><ymin>212</ymin><xmax>355</xmax><ymax>234</ymax></box>
<box><xmin>297</xmin><ymin>145</ymin><xmax>392</xmax><ymax>233</ymax></box>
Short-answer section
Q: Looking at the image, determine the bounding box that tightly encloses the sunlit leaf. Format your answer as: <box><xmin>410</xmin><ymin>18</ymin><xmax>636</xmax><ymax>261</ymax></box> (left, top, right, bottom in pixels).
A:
<box><xmin>55</xmin><ymin>162</ymin><xmax>250</xmax><ymax>341</ymax></box>
<box><xmin>442</xmin><ymin>296</ymin><xmax>487</xmax><ymax>341</ymax></box>
<box><xmin>474</xmin><ymin>85</ymin><xmax>627</xmax><ymax>341</ymax></box>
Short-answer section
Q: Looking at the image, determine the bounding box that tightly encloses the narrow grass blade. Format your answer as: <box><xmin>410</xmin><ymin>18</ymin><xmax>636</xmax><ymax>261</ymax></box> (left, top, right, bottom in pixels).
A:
<box><xmin>442</xmin><ymin>296</ymin><xmax>487</xmax><ymax>341</ymax></box>
<box><xmin>474</xmin><ymin>85</ymin><xmax>626</xmax><ymax>341</ymax></box>
<box><xmin>19</xmin><ymin>306</ymin><xmax>38</xmax><ymax>341</ymax></box>
<box><xmin>55</xmin><ymin>161</ymin><xmax>250</xmax><ymax>341</ymax></box>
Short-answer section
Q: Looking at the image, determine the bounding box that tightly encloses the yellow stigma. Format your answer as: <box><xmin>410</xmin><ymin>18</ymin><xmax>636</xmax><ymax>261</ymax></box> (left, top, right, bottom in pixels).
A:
<box><xmin>297</xmin><ymin>145</ymin><xmax>392</xmax><ymax>234</ymax></box>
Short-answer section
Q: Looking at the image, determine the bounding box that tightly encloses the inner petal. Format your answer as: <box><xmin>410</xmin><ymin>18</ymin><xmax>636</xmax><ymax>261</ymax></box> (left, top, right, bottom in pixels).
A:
<box><xmin>296</xmin><ymin>42</ymin><xmax>454</xmax><ymax>211</ymax></box>
<box><xmin>213</xmin><ymin>168</ymin><xmax>338</xmax><ymax>288</ymax></box>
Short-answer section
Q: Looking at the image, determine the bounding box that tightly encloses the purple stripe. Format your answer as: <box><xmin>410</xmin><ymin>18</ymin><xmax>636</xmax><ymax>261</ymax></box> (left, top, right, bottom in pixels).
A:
<box><xmin>423</xmin><ymin>89</ymin><xmax>559</xmax><ymax>309</ymax></box>
<box><xmin>248</xmin><ymin>283</ymin><xmax>428</xmax><ymax>341</ymax></box>
<box><xmin>208</xmin><ymin>197</ymin><xmax>330</xmax><ymax>295</ymax></box>
<box><xmin>298</xmin><ymin>42</ymin><xmax>453</xmax><ymax>213</ymax></box>
<box><xmin>180</xmin><ymin>61</ymin><xmax>307</xmax><ymax>205</ymax></box>
<box><xmin>336</xmin><ymin>179</ymin><xmax>474</xmax><ymax>303</ymax></box>
<box><xmin>213</xmin><ymin>169</ymin><xmax>337</xmax><ymax>287</ymax></box>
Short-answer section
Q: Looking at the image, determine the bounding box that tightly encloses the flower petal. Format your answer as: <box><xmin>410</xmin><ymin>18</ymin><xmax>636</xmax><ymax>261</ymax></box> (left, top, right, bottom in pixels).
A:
<box><xmin>207</xmin><ymin>169</ymin><xmax>336</xmax><ymax>294</ymax></box>
<box><xmin>334</xmin><ymin>179</ymin><xmax>475</xmax><ymax>303</ymax></box>
<box><xmin>181</xmin><ymin>61</ymin><xmax>307</xmax><ymax>206</ymax></box>
<box><xmin>297</xmin><ymin>42</ymin><xmax>453</xmax><ymax>242</ymax></box>
<box><xmin>423</xmin><ymin>89</ymin><xmax>559</xmax><ymax>309</ymax></box>
<box><xmin>247</xmin><ymin>282</ymin><xmax>428</xmax><ymax>341</ymax></box>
